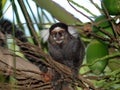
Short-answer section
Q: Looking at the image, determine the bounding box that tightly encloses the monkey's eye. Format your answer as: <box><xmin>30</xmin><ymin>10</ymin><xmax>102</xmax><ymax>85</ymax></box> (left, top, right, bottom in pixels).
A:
<box><xmin>51</xmin><ymin>29</ymin><xmax>65</xmax><ymax>38</ymax></box>
<box><xmin>58</xmin><ymin>30</ymin><xmax>65</xmax><ymax>36</ymax></box>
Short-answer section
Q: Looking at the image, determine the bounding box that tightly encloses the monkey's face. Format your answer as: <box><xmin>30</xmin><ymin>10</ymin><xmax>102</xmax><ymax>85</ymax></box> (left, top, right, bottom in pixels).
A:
<box><xmin>41</xmin><ymin>22</ymin><xmax>79</xmax><ymax>44</ymax></box>
<box><xmin>50</xmin><ymin>27</ymin><xmax>66</xmax><ymax>44</ymax></box>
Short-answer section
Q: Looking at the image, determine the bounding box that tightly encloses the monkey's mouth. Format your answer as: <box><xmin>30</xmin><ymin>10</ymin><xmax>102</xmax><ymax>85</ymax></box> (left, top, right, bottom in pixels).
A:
<box><xmin>56</xmin><ymin>40</ymin><xmax>63</xmax><ymax>44</ymax></box>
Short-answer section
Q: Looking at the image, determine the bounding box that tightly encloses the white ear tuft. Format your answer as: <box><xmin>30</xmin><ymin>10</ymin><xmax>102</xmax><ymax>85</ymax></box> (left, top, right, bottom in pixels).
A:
<box><xmin>68</xmin><ymin>26</ymin><xmax>79</xmax><ymax>38</ymax></box>
<box><xmin>40</xmin><ymin>29</ymin><xmax>49</xmax><ymax>43</ymax></box>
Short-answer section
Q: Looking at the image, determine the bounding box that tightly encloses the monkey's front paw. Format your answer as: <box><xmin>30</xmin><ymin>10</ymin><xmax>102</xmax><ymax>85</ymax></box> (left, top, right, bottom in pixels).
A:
<box><xmin>51</xmin><ymin>80</ymin><xmax>62</xmax><ymax>90</ymax></box>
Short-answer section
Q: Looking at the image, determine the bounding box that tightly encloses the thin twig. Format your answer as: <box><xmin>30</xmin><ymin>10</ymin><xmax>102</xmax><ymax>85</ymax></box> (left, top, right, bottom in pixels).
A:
<box><xmin>67</xmin><ymin>0</ymin><xmax>94</xmax><ymax>22</ymax></box>
<box><xmin>17</xmin><ymin>0</ymin><xmax>41</xmax><ymax>47</ymax></box>
<box><xmin>89</xmin><ymin>0</ymin><xmax>103</xmax><ymax>14</ymax></box>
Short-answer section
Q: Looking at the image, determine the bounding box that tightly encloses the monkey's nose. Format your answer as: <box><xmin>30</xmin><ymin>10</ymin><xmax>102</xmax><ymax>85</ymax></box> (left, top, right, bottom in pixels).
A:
<box><xmin>56</xmin><ymin>33</ymin><xmax>61</xmax><ymax>39</ymax></box>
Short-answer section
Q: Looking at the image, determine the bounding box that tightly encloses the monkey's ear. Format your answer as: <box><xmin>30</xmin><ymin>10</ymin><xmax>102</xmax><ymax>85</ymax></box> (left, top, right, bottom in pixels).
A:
<box><xmin>68</xmin><ymin>26</ymin><xmax>79</xmax><ymax>38</ymax></box>
<box><xmin>40</xmin><ymin>29</ymin><xmax>49</xmax><ymax>43</ymax></box>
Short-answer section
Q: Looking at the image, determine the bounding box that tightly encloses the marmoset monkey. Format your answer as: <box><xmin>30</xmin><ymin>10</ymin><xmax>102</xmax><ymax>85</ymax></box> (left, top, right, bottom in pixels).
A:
<box><xmin>42</xmin><ymin>23</ymin><xmax>85</xmax><ymax>90</ymax></box>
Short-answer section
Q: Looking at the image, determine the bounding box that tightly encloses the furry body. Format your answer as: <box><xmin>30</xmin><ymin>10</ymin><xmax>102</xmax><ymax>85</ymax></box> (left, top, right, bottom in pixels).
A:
<box><xmin>48</xmin><ymin>23</ymin><xmax>85</xmax><ymax>74</ymax></box>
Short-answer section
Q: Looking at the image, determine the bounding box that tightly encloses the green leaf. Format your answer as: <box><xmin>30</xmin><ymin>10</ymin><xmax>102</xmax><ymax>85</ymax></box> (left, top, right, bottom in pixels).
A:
<box><xmin>33</xmin><ymin>0</ymin><xmax>81</xmax><ymax>24</ymax></box>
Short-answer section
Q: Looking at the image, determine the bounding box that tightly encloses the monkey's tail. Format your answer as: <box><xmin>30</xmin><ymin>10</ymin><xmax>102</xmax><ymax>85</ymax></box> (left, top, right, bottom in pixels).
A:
<box><xmin>0</xmin><ymin>19</ymin><xmax>48</xmax><ymax>73</ymax></box>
